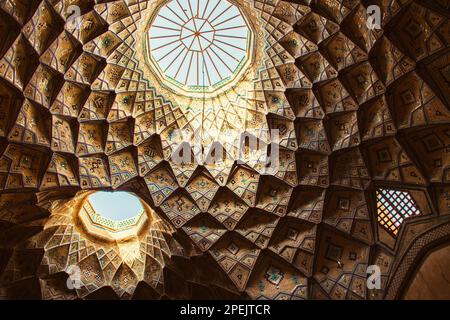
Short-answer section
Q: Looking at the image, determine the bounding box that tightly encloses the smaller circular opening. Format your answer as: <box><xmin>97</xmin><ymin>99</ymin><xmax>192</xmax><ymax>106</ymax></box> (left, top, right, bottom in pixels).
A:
<box><xmin>89</xmin><ymin>191</ymin><xmax>144</xmax><ymax>222</ymax></box>
<box><xmin>79</xmin><ymin>191</ymin><xmax>148</xmax><ymax>241</ymax></box>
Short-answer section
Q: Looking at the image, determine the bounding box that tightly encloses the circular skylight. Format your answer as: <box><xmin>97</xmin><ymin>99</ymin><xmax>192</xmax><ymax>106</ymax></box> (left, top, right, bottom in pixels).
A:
<box><xmin>88</xmin><ymin>191</ymin><xmax>143</xmax><ymax>221</ymax></box>
<box><xmin>79</xmin><ymin>191</ymin><xmax>147</xmax><ymax>240</ymax></box>
<box><xmin>147</xmin><ymin>0</ymin><xmax>253</xmax><ymax>96</ymax></box>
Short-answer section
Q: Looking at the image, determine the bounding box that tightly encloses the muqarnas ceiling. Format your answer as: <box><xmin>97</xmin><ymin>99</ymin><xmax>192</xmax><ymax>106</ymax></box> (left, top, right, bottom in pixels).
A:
<box><xmin>0</xmin><ymin>0</ymin><xmax>449</xmax><ymax>300</ymax></box>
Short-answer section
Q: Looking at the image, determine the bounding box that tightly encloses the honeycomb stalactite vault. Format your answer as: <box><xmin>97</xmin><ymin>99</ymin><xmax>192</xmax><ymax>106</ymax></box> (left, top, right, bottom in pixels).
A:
<box><xmin>0</xmin><ymin>0</ymin><xmax>449</xmax><ymax>300</ymax></box>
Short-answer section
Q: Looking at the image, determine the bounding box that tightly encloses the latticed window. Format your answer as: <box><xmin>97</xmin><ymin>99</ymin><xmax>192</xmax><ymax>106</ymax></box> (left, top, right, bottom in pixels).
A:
<box><xmin>376</xmin><ymin>189</ymin><xmax>421</xmax><ymax>236</ymax></box>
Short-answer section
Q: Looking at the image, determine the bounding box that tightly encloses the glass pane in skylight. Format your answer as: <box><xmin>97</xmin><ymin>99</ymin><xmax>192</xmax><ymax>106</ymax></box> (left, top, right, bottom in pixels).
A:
<box><xmin>148</xmin><ymin>0</ymin><xmax>251</xmax><ymax>92</ymax></box>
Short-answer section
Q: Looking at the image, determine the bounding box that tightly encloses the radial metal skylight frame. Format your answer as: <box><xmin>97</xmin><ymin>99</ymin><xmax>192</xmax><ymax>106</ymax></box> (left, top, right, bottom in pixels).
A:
<box><xmin>145</xmin><ymin>0</ymin><xmax>255</xmax><ymax>98</ymax></box>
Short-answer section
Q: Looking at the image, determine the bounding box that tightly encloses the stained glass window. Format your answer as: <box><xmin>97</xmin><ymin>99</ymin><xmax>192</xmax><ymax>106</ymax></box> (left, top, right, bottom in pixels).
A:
<box><xmin>148</xmin><ymin>0</ymin><xmax>252</xmax><ymax>94</ymax></box>
<box><xmin>376</xmin><ymin>189</ymin><xmax>421</xmax><ymax>236</ymax></box>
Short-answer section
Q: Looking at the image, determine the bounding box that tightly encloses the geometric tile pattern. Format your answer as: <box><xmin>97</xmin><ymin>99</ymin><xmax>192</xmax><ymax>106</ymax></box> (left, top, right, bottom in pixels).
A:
<box><xmin>0</xmin><ymin>0</ymin><xmax>449</xmax><ymax>300</ymax></box>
